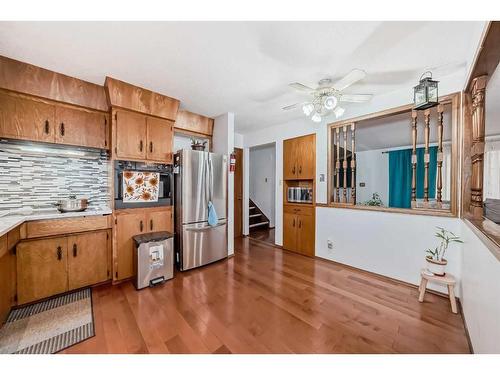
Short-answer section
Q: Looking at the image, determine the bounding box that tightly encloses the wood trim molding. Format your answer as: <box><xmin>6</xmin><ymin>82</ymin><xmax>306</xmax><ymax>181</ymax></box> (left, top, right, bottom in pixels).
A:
<box><xmin>0</xmin><ymin>55</ymin><xmax>108</xmax><ymax>111</ymax></box>
<box><xmin>105</xmin><ymin>76</ymin><xmax>180</xmax><ymax>120</ymax></box>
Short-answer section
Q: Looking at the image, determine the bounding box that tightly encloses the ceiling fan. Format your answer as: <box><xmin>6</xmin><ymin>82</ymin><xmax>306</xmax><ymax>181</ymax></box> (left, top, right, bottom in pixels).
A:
<box><xmin>283</xmin><ymin>69</ymin><xmax>372</xmax><ymax>123</ymax></box>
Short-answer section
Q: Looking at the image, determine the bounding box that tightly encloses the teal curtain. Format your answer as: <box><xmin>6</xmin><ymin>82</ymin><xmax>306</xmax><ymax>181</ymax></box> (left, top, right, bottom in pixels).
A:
<box><xmin>388</xmin><ymin>146</ymin><xmax>438</xmax><ymax>208</ymax></box>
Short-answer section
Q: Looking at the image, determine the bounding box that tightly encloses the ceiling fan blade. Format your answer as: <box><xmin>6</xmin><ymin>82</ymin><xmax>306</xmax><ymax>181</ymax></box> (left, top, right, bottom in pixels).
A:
<box><xmin>282</xmin><ymin>103</ymin><xmax>300</xmax><ymax>111</ymax></box>
<box><xmin>333</xmin><ymin>69</ymin><xmax>366</xmax><ymax>91</ymax></box>
<box><xmin>340</xmin><ymin>94</ymin><xmax>373</xmax><ymax>103</ymax></box>
<box><xmin>289</xmin><ymin>82</ymin><xmax>315</xmax><ymax>93</ymax></box>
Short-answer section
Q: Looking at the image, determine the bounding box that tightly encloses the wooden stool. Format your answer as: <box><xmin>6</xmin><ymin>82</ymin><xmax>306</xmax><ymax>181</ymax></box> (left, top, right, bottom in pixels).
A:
<box><xmin>418</xmin><ymin>269</ymin><xmax>457</xmax><ymax>314</ymax></box>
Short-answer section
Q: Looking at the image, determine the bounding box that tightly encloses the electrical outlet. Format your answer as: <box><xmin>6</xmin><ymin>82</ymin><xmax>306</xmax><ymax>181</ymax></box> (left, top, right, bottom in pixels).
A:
<box><xmin>327</xmin><ymin>240</ymin><xmax>333</xmax><ymax>250</ymax></box>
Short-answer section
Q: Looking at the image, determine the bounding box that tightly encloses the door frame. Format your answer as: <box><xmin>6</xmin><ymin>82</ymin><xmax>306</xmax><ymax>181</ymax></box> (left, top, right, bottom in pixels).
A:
<box><xmin>234</xmin><ymin>147</ymin><xmax>244</xmax><ymax>238</ymax></box>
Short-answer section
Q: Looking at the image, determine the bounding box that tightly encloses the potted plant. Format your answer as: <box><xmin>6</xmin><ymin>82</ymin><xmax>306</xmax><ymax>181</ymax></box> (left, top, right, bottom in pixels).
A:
<box><xmin>363</xmin><ymin>192</ymin><xmax>383</xmax><ymax>206</ymax></box>
<box><xmin>425</xmin><ymin>227</ymin><xmax>463</xmax><ymax>276</ymax></box>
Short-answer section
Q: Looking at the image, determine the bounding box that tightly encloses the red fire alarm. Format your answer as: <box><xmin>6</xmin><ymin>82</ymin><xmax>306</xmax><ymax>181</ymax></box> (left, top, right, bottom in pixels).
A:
<box><xmin>230</xmin><ymin>152</ymin><xmax>236</xmax><ymax>172</ymax></box>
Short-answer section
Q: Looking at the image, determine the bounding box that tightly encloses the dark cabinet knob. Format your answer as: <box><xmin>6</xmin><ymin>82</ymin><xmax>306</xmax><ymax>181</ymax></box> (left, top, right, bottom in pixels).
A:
<box><xmin>299</xmin><ymin>165</ymin><xmax>302</xmax><ymax>174</ymax></box>
<box><xmin>139</xmin><ymin>140</ymin><xmax>144</xmax><ymax>152</ymax></box>
<box><xmin>149</xmin><ymin>142</ymin><xmax>153</xmax><ymax>153</ymax></box>
<box><xmin>140</xmin><ymin>220</ymin><xmax>144</xmax><ymax>232</ymax></box>
<box><xmin>293</xmin><ymin>218</ymin><xmax>295</xmax><ymax>227</ymax></box>
<box><xmin>56</xmin><ymin>246</ymin><xmax>62</xmax><ymax>261</ymax></box>
<box><xmin>292</xmin><ymin>166</ymin><xmax>295</xmax><ymax>174</ymax></box>
<box><xmin>73</xmin><ymin>243</ymin><xmax>77</xmax><ymax>257</ymax></box>
<box><xmin>60</xmin><ymin>122</ymin><xmax>65</xmax><ymax>136</ymax></box>
<box><xmin>44</xmin><ymin>120</ymin><xmax>50</xmax><ymax>134</ymax></box>
<box><xmin>150</xmin><ymin>219</ymin><xmax>153</xmax><ymax>231</ymax></box>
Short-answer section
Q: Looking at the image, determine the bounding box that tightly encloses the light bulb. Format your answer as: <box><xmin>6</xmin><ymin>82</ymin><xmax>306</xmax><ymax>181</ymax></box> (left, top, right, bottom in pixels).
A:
<box><xmin>324</xmin><ymin>95</ymin><xmax>338</xmax><ymax>110</ymax></box>
<box><xmin>302</xmin><ymin>103</ymin><xmax>314</xmax><ymax>116</ymax></box>
<box><xmin>311</xmin><ymin>112</ymin><xmax>322</xmax><ymax>123</ymax></box>
<box><xmin>334</xmin><ymin>107</ymin><xmax>345</xmax><ymax>118</ymax></box>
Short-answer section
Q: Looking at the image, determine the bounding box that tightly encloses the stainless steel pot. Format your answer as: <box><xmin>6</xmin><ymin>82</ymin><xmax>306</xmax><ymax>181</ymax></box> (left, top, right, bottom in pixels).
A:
<box><xmin>53</xmin><ymin>195</ymin><xmax>89</xmax><ymax>212</ymax></box>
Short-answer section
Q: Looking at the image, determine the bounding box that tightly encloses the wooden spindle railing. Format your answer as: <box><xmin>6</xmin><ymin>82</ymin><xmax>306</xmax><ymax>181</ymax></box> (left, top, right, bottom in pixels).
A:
<box><xmin>350</xmin><ymin>123</ymin><xmax>356</xmax><ymax>204</ymax></box>
<box><xmin>342</xmin><ymin>125</ymin><xmax>348</xmax><ymax>203</ymax></box>
<box><xmin>423</xmin><ymin>109</ymin><xmax>431</xmax><ymax>206</ymax></box>
<box><xmin>335</xmin><ymin>127</ymin><xmax>341</xmax><ymax>203</ymax></box>
<box><xmin>411</xmin><ymin>110</ymin><xmax>418</xmax><ymax>208</ymax></box>
<box><xmin>436</xmin><ymin>104</ymin><xmax>444</xmax><ymax>207</ymax></box>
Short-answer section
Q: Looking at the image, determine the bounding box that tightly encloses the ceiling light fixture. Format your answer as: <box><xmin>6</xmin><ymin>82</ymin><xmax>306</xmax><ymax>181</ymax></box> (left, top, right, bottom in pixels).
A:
<box><xmin>334</xmin><ymin>107</ymin><xmax>345</xmax><ymax>118</ymax></box>
<box><xmin>311</xmin><ymin>112</ymin><xmax>322</xmax><ymax>123</ymax></box>
<box><xmin>323</xmin><ymin>95</ymin><xmax>338</xmax><ymax>110</ymax></box>
<box><xmin>302</xmin><ymin>103</ymin><xmax>314</xmax><ymax>116</ymax></box>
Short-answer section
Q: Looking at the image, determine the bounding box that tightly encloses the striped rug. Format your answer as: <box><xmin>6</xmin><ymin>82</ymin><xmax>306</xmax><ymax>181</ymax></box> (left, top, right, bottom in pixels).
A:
<box><xmin>0</xmin><ymin>289</ymin><xmax>94</xmax><ymax>354</ymax></box>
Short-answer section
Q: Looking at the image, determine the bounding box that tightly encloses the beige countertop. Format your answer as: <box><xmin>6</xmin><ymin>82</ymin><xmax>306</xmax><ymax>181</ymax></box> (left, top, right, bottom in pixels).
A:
<box><xmin>0</xmin><ymin>207</ymin><xmax>113</xmax><ymax>237</ymax></box>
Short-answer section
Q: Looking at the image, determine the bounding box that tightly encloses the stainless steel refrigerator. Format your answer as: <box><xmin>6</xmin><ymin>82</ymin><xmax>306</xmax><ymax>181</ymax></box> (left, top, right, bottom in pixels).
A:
<box><xmin>174</xmin><ymin>149</ymin><xmax>228</xmax><ymax>271</ymax></box>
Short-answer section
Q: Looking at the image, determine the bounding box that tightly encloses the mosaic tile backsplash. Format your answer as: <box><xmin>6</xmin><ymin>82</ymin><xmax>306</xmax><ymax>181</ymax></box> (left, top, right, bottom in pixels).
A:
<box><xmin>0</xmin><ymin>140</ymin><xmax>110</xmax><ymax>212</ymax></box>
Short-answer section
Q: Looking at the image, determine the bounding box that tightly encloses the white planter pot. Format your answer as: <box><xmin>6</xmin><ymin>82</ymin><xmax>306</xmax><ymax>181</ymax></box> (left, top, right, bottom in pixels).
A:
<box><xmin>426</xmin><ymin>257</ymin><xmax>447</xmax><ymax>276</ymax></box>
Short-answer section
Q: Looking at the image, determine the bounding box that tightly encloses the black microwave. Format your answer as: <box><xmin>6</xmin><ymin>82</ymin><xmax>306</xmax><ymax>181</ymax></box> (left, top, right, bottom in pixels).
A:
<box><xmin>114</xmin><ymin>160</ymin><xmax>173</xmax><ymax>209</ymax></box>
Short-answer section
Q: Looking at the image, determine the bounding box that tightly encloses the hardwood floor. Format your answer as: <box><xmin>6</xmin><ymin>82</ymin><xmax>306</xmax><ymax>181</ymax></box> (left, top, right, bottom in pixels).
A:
<box><xmin>61</xmin><ymin>237</ymin><xmax>470</xmax><ymax>354</ymax></box>
<box><xmin>249</xmin><ymin>227</ymin><xmax>275</xmax><ymax>245</ymax></box>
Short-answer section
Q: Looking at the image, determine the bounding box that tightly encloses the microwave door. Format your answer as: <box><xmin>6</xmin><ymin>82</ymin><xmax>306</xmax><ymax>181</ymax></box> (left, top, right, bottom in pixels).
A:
<box><xmin>181</xmin><ymin>149</ymin><xmax>209</xmax><ymax>224</ymax></box>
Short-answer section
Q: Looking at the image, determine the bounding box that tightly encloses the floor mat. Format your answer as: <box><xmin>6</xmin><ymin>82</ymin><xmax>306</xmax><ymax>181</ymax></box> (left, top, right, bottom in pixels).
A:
<box><xmin>0</xmin><ymin>288</ymin><xmax>94</xmax><ymax>354</ymax></box>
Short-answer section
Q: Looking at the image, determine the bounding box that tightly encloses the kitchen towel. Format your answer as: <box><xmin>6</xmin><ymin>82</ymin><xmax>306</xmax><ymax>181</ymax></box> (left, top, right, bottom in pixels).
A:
<box><xmin>123</xmin><ymin>171</ymin><xmax>160</xmax><ymax>202</ymax></box>
<box><xmin>208</xmin><ymin>201</ymin><xmax>218</xmax><ymax>226</ymax></box>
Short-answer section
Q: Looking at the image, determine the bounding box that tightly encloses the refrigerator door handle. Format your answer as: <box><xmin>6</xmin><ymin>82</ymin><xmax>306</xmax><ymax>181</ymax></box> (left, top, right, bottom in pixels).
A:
<box><xmin>185</xmin><ymin>222</ymin><xmax>226</xmax><ymax>232</ymax></box>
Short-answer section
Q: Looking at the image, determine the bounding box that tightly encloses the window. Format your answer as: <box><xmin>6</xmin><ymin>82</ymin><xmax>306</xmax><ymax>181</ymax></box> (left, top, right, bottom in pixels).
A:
<box><xmin>327</xmin><ymin>93</ymin><xmax>459</xmax><ymax>216</ymax></box>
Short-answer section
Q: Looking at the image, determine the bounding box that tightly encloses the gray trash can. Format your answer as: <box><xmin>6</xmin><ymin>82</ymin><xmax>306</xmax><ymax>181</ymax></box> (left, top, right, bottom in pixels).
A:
<box><xmin>133</xmin><ymin>231</ymin><xmax>174</xmax><ymax>290</ymax></box>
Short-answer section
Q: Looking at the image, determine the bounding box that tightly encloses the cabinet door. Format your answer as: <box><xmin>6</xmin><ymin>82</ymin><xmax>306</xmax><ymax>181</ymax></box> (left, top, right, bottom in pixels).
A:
<box><xmin>67</xmin><ymin>230</ymin><xmax>110</xmax><ymax>290</ymax></box>
<box><xmin>297</xmin><ymin>214</ymin><xmax>315</xmax><ymax>256</ymax></box>
<box><xmin>0</xmin><ymin>91</ymin><xmax>55</xmax><ymax>143</ymax></box>
<box><xmin>115</xmin><ymin>212</ymin><xmax>147</xmax><ymax>280</ymax></box>
<box><xmin>17</xmin><ymin>237</ymin><xmax>68</xmax><ymax>304</ymax></box>
<box><xmin>147</xmin><ymin>117</ymin><xmax>174</xmax><ymax>163</ymax></box>
<box><xmin>55</xmin><ymin>106</ymin><xmax>109</xmax><ymax>149</ymax></box>
<box><xmin>115</xmin><ymin>110</ymin><xmax>147</xmax><ymax>160</ymax></box>
<box><xmin>282</xmin><ymin>212</ymin><xmax>297</xmax><ymax>251</ymax></box>
<box><xmin>296</xmin><ymin>134</ymin><xmax>316</xmax><ymax>179</ymax></box>
<box><xmin>283</xmin><ymin>138</ymin><xmax>297</xmax><ymax>179</ymax></box>
<box><xmin>147</xmin><ymin>207</ymin><xmax>173</xmax><ymax>232</ymax></box>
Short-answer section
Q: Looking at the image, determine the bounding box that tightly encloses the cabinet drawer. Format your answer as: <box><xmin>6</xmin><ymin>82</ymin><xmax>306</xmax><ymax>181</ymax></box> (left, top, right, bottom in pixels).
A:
<box><xmin>24</xmin><ymin>215</ymin><xmax>111</xmax><ymax>239</ymax></box>
<box><xmin>284</xmin><ymin>205</ymin><xmax>314</xmax><ymax>216</ymax></box>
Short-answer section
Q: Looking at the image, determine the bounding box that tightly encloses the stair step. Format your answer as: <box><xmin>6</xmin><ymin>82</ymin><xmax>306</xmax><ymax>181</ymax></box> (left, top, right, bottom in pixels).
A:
<box><xmin>249</xmin><ymin>221</ymin><xmax>269</xmax><ymax>228</ymax></box>
<box><xmin>249</xmin><ymin>213</ymin><xmax>261</xmax><ymax>218</ymax></box>
<box><xmin>249</xmin><ymin>206</ymin><xmax>256</xmax><ymax>209</ymax></box>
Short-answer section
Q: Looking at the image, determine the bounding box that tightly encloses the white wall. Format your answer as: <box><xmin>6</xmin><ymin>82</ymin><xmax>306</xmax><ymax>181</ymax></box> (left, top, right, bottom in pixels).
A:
<box><xmin>315</xmin><ymin>207</ymin><xmax>463</xmax><ymax>296</ymax></box>
<box><xmin>356</xmin><ymin>149</ymin><xmax>389</xmax><ymax>205</ymax></box>
<box><xmin>249</xmin><ymin>143</ymin><xmax>276</xmax><ymax>227</ymax></box>
<box><xmin>213</xmin><ymin>112</ymin><xmax>235</xmax><ymax>256</ymax></box>
<box><xmin>460</xmin><ymin>221</ymin><xmax>500</xmax><ymax>353</ymax></box>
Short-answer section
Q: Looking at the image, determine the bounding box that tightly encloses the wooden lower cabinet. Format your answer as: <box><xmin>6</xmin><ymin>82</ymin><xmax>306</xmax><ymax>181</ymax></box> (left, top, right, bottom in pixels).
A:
<box><xmin>68</xmin><ymin>230</ymin><xmax>110</xmax><ymax>290</ymax></box>
<box><xmin>16</xmin><ymin>229</ymin><xmax>111</xmax><ymax>305</ymax></box>
<box><xmin>114</xmin><ymin>206</ymin><xmax>173</xmax><ymax>281</ymax></box>
<box><xmin>17</xmin><ymin>237</ymin><xmax>68</xmax><ymax>305</ymax></box>
<box><xmin>282</xmin><ymin>206</ymin><xmax>315</xmax><ymax>257</ymax></box>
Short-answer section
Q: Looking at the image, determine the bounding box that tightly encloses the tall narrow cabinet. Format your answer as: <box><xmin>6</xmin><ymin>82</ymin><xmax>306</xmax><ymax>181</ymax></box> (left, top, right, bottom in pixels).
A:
<box><xmin>283</xmin><ymin>134</ymin><xmax>316</xmax><ymax>257</ymax></box>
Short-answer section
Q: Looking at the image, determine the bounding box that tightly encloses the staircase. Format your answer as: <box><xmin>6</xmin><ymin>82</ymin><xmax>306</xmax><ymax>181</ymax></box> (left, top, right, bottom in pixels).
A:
<box><xmin>248</xmin><ymin>198</ymin><xmax>270</xmax><ymax>231</ymax></box>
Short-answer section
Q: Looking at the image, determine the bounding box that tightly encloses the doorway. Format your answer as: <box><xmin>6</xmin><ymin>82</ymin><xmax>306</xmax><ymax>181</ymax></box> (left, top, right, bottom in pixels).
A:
<box><xmin>248</xmin><ymin>143</ymin><xmax>276</xmax><ymax>245</ymax></box>
<box><xmin>234</xmin><ymin>147</ymin><xmax>243</xmax><ymax>238</ymax></box>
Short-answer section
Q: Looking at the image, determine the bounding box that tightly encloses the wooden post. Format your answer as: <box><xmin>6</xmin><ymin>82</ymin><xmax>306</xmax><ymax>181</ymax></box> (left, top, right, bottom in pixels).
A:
<box><xmin>342</xmin><ymin>125</ymin><xmax>348</xmax><ymax>203</ymax></box>
<box><xmin>436</xmin><ymin>104</ymin><xmax>444</xmax><ymax>208</ymax></box>
<box><xmin>350</xmin><ymin>123</ymin><xmax>356</xmax><ymax>205</ymax></box>
<box><xmin>335</xmin><ymin>127</ymin><xmax>340</xmax><ymax>203</ymax></box>
<box><xmin>470</xmin><ymin>75</ymin><xmax>487</xmax><ymax>217</ymax></box>
<box><xmin>423</xmin><ymin>109</ymin><xmax>431</xmax><ymax>206</ymax></box>
<box><xmin>411</xmin><ymin>110</ymin><xmax>418</xmax><ymax>208</ymax></box>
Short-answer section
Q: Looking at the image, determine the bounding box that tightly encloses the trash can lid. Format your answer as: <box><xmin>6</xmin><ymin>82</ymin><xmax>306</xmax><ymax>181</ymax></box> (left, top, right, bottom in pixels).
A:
<box><xmin>133</xmin><ymin>231</ymin><xmax>174</xmax><ymax>246</ymax></box>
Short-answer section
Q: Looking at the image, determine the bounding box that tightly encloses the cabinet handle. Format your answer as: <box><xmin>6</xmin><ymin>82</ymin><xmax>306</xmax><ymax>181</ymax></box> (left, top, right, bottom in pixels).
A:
<box><xmin>293</xmin><ymin>218</ymin><xmax>295</xmax><ymax>227</ymax></box>
<box><xmin>150</xmin><ymin>219</ymin><xmax>153</xmax><ymax>231</ymax></box>
<box><xmin>56</xmin><ymin>246</ymin><xmax>62</xmax><ymax>261</ymax></box>
<box><xmin>149</xmin><ymin>141</ymin><xmax>153</xmax><ymax>153</ymax></box>
<box><xmin>299</xmin><ymin>165</ymin><xmax>302</xmax><ymax>174</ymax></box>
<box><xmin>139</xmin><ymin>140</ymin><xmax>144</xmax><ymax>152</ymax></box>
<box><xmin>44</xmin><ymin>120</ymin><xmax>50</xmax><ymax>134</ymax></box>
<box><xmin>73</xmin><ymin>243</ymin><xmax>77</xmax><ymax>257</ymax></box>
<box><xmin>60</xmin><ymin>122</ymin><xmax>65</xmax><ymax>136</ymax></box>
<box><xmin>140</xmin><ymin>220</ymin><xmax>144</xmax><ymax>232</ymax></box>
<box><xmin>298</xmin><ymin>220</ymin><xmax>302</xmax><ymax>229</ymax></box>
<box><xmin>292</xmin><ymin>166</ymin><xmax>295</xmax><ymax>175</ymax></box>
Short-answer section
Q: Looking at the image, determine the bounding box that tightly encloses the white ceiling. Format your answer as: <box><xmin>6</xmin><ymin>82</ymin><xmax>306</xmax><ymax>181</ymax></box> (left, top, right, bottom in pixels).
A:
<box><xmin>0</xmin><ymin>21</ymin><xmax>485</xmax><ymax>133</ymax></box>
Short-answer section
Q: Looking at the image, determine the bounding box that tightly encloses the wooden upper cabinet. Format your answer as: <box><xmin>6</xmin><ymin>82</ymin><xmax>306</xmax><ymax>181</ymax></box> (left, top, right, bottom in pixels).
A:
<box><xmin>283</xmin><ymin>134</ymin><xmax>316</xmax><ymax>180</ymax></box>
<box><xmin>115</xmin><ymin>109</ymin><xmax>147</xmax><ymax>160</ymax></box>
<box><xmin>17</xmin><ymin>237</ymin><xmax>68</xmax><ymax>305</ymax></box>
<box><xmin>296</xmin><ymin>134</ymin><xmax>315</xmax><ymax>179</ymax></box>
<box><xmin>115</xmin><ymin>211</ymin><xmax>147</xmax><ymax>281</ymax></box>
<box><xmin>147</xmin><ymin>117</ymin><xmax>174</xmax><ymax>163</ymax></box>
<box><xmin>67</xmin><ymin>230</ymin><xmax>110</xmax><ymax>290</ymax></box>
<box><xmin>55</xmin><ymin>106</ymin><xmax>109</xmax><ymax>149</ymax></box>
<box><xmin>0</xmin><ymin>91</ymin><xmax>55</xmax><ymax>143</ymax></box>
<box><xmin>283</xmin><ymin>138</ymin><xmax>297</xmax><ymax>179</ymax></box>
<box><xmin>175</xmin><ymin>110</ymin><xmax>214</xmax><ymax>136</ymax></box>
